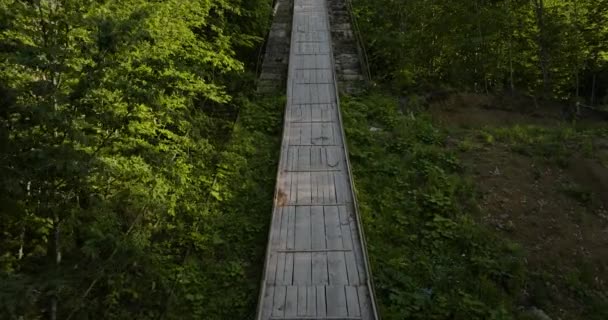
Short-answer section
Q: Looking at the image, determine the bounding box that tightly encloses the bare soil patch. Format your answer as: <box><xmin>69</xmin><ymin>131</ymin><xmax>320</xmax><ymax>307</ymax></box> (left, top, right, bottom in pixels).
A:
<box><xmin>432</xmin><ymin>93</ymin><xmax>608</xmax><ymax>319</ymax></box>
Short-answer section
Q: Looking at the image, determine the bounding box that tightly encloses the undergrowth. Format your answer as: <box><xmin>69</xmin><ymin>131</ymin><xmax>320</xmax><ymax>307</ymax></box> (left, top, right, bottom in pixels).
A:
<box><xmin>170</xmin><ymin>96</ymin><xmax>283</xmax><ymax>319</ymax></box>
<box><xmin>475</xmin><ymin>125</ymin><xmax>607</xmax><ymax>167</ymax></box>
<box><xmin>342</xmin><ymin>92</ymin><xmax>526</xmax><ymax>319</ymax></box>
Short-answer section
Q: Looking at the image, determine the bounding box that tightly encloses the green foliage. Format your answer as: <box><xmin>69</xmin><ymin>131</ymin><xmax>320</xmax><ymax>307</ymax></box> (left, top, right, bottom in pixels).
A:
<box><xmin>162</xmin><ymin>96</ymin><xmax>283</xmax><ymax>319</ymax></box>
<box><xmin>477</xmin><ymin>124</ymin><xmax>607</xmax><ymax>165</ymax></box>
<box><xmin>342</xmin><ymin>92</ymin><xmax>525</xmax><ymax>319</ymax></box>
<box><xmin>352</xmin><ymin>0</ymin><xmax>608</xmax><ymax>102</ymax></box>
<box><xmin>0</xmin><ymin>0</ymin><xmax>275</xmax><ymax>318</ymax></box>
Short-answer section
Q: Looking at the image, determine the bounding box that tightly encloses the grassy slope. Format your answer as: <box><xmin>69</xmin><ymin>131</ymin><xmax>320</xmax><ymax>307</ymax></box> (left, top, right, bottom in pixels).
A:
<box><xmin>342</xmin><ymin>92</ymin><xmax>525</xmax><ymax>320</ymax></box>
<box><xmin>437</xmin><ymin>99</ymin><xmax>608</xmax><ymax>320</ymax></box>
<box><xmin>341</xmin><ymin>91</ymin><xmax>608</xmax><ymax>319</ymax></box>
<box><xmin>176</xmin><ymin>96</ymin><xmax>283</xmax><ymax>319</ymax></box>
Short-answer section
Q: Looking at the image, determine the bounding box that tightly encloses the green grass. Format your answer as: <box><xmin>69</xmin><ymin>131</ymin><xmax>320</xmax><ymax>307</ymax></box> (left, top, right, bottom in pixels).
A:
<box><xmin>342</xmin><ymin>92</ymin><xmax>526</xmax><ymax>320</ymax></box>
<box><xmin>471</xmin><ymin>124</ymin><xmax>606</xmax><ymax>167</ymax></box>
<box><xmin>169</xmin><ymin>95</ymin><xmax>284</xmax><ymax>319</ymax></box>
<box><xmin>341</xmin><ymin>90</ymin><xmax>608</xmax><ymax>320</ymax></box>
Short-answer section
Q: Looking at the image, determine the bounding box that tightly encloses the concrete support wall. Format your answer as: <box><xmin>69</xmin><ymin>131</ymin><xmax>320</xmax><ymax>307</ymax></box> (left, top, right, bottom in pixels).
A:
<box><xmin>257</xmin><ymin>0</ymin><xmax>365</xmax><ymax>94</ymax></box>
<box><xmin>327</xmin><ymin>0</ymin><xmax>365</xmax><ymax>93</ymax></box>
<box><xmin>257</xmin><ymin>0</ymin><xmax>294</xmax><ymax>94</ymax></box>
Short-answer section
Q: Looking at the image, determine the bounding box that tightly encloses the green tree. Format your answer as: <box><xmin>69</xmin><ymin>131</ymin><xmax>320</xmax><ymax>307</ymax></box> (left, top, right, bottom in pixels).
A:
<box><xmin>352</xmin><ymin>0</ymin><xmax>608</xmax><ymax>102</ymax></box>
<box><xmin>0</xmin><ymin>0</ymin><xmax>271</xmax><ymax>318</ymax></box>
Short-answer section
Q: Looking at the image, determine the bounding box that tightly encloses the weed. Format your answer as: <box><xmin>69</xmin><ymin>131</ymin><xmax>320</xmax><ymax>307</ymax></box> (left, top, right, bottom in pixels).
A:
<box><xmin>342</xmin><ymin>91</ymin><xmax>525</xmax><ymax>319</ymax></box>
<box><xmin>559</xmin><ymin>182</ymin><xmax>596</xmax><ymax>207</ymax></box>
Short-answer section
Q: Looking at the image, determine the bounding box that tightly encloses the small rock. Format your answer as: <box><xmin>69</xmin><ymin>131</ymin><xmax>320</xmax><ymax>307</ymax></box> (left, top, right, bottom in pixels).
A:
<box><xmin>595</xmin><ymin>139</ymin><xmax>608</xmax><ymax>150</ymax></box>
<box><xmin>490</xmin><ymin>167</ymin><xmax>501</xmax><ymax>176</ymax></box>
<box><xmin>529</xmin><ymin>307</ymin><xmax>552</xmax><ymax>320</ymax></box>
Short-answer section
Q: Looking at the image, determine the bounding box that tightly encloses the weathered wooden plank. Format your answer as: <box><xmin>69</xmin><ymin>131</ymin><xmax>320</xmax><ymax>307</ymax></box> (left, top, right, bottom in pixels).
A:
<box><xmin>316</xmin><ymin>286</ymin><xmax>326</xmax><ymax>318</ymax></box>
<box><xmin>272</xmin><ymin>286</ymin><xmax>287</xmax><ymax>317</ymax></box>
<box><xmin>327</xmin><ymin>172</ymin><xmax>337</xmax><ymax>203</ymax></box>
<box><xmin>293</xmin><ymin>83</ymin><xmax>305</xmax><ymax>105</ymax></box>
<box><xmin>319</xmin><ymin>69</ymin><xmax>332</xmax><ymax>83</ymax></box>
<box><xmin>276</xmin><ymin>253</ymin><xmax>286</xmax><ymax>285</ymax></box>
<box><xmin>315</xmin><ymin>171</ymin><xmax>326</xmax><ymax>204</ymax></box>
<box><xmin>310</xmin><ymin>104</ymin><xmax>323</xmax><ymax>122</ymax></box>
<box><xmin>266</xmin><ymin>207</ymin><xmax>283</xmax><ymax>285</ymax></box>
<box><xmin>275</xmin><ymin>204</ymin><xmax>290</xmax><ymax>285</ymax></box>
<box><xmin>285</xmin><ymin>286</ymin><xmax>298</xmax><ymax>317</ymax></box>
<box><xmin>326</xmin><ymin>146</ymin><xmax>341</xmax><ymax>169</ymax></box>
<box><xmin>325</xmin><ymin>104</ymin><xmax>335</xmax><ymax>121</ymax></box>
<box><xmin>327</xmin><ymin>251</ymin><xmax>348</xmax><ymax>286</ymax></box>
<box><xmin>280</xmin><ymin>137</ymin><xmax>291</xmax><ymax>170</ymax></box>
<box><xmin>334</xmin><ymin>172</ymin><xmax>351</xmax><ymax>204</ymax></box>
<box><xmin>310</xmin><ymin>206</ymin><xmax>325</xmax><ymax>249</ymax></box>
<box><xmin>300</xmin><ymin>55</ymin><xmax>312</xmax><ymax>68</ymax></box>
<box><xmin>314</xmin><ymin>54</ymin><xmax>330</xmax><ymax>69</ymax></box>
<box><xmin>287</xmin><ymin>147</ymin><xmax>297</xmax><ymax>171</ymax></box>
<box><xmin>304</xmin><ymin>69</ymin><xmax>313</xmax><ymax>83</ymax></box>
<box><xmin>277</xmin><ymin>170</ymin><xmax>293</xmax><ymax>206</ymax></box>
<box><xmin>311</xmin><ymin>122</ymin><xmax>326</xmax><ymax>146</ymax></box>
<box><xmin>306</xmin><ymin>286</ymin><xmax>316</xmax><ymax>316</ymax></box>
<box><xmin>346</xmin><ymin>204</ymin><xmax>367</xmax><ymax>284</ymax></box>
<box><xmin>310</xmin><ymin>147</ymin><xmax>322</xmax><ymax>170</ymax></box>
<box><xmin>331</xmin><ymin>116</ymin><xmax>344</xmax><ymax>144</ymax></box>
<box><xmin>293</xmin><ymin>252</ymin><xmax>311</xmax><ymax>285</ymax></box>
<box><xmin>358</xmin><ymin>286</ymin><xmax>373</xmax><ymax>320</ymax></box>
<box><xmin>295</xmin><ymin>84</ymin><xmax>310</xmax><ymax>105</ymax></box>
<box><xmin>297</xmin><ymin>286</ymin><xmax>308</xmax><ymax>316</ymax></box>
<box><xmin>310</xmin><ymin>172</ymin><xmax>321</xmax><ymax>203</ymax></box>
<box><xmin>319</xmin><ymin>40</ymin><xmax>331</xmax><ymax>54</ymax></box>
<box><xmin>284</xmin><ymin>253</ymin><xmax>294</xmax><ymax>285</ymax></box>
<box><xmin>346</xmin><ymin>286</ymin><xmax>361</xmax><ymax>317</ymax></box>
<box><xmin>288</xmin><ymin>172</ymin><xmax>298</xmax><ymax>206</ymax></box>
<box><xmin>324</xmin><ymin>206</ymin><xmax>348</xmax><ymax>285</ymax></box>
<box><xmin>295</xmin><ymin>206</ymin><xmax>311</xmax><ymax>250</ymax></box>
<box><xmin>303</xmin><ymin>122</ymin><xmax>313</xmax><ymax>145</ymax></box>
<box><xmin>326</xmin><ymin>286</ymin><xmax>348</xmax><ymax>317</ymax></box>
<box><xmin>324</xmin><ymin>206</ymin><xmax>342</xmax><ymax>249</ymax></box>
<box><xmin>337</xmin><ymin>207</ymin><xmax>353</xmax><ymax>248</ymax></box>
<box><xmin>284</xmin><ymin>206</ymin><xmax>296</xmax><ymax>284</ymax></box>
<box><xmin>296</xmin><ymin>172</ymin><xmax>312</xmax><ymax>204</ymax></box>
<box><xmin>286</xmin><ymin>206</ymin><xmax>296</xmax><ymax>249</ymax></box>
<box><xmin>261</xmin><ymin>285</ymin><xmax>275</xmax><ymax>319</ymax></box>
<box><xmin>321</xmin><ymin>122</ymin><xmax>335</xmax><ymax>146</ymax></box>
<box><xmin>339</xmin><ymin>206</ymin><xmax>360</xmax><ymax>285</ymax></box>
<box><xmin>311</xmin><ymin>252</ymin><xmax>328</xmax><ymax>285</ymax></box>
<box><xmin>288</xmin><ymin>122</ymin><xmax>300</xmax><ymax>145</ymax></box>
<box><xmin>344</xmin><ymin>249</ymin><xmax>360</xmax><ymax>285</ymax></box>
<box><xmin>294</xmin><ymin>206</ymin><xmax>312</xmax><ymax>285</ymax></box>
<box><xmin>296</xmin><ymin>147</ymin><xmax>310</xmax><ymax>171</ymax></box>
<box><xmin>289</xmin><ymin>105</ymin><xmax>303</xmax><ymax>123</ymax></box>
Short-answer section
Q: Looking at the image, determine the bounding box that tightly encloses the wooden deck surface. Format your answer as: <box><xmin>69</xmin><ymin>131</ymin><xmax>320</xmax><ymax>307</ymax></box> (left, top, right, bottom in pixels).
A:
<box><xmin>256</xmin><ymin>0</ymin><xmax>378</xmax><ymax>319</ymax></box>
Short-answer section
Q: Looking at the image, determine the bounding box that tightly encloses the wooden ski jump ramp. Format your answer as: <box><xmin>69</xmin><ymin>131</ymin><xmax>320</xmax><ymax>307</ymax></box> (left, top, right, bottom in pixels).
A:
<box><xmin>256</xmin><ymin>0</ymin><xmax>379</xmax><ymax>319</ymax></box>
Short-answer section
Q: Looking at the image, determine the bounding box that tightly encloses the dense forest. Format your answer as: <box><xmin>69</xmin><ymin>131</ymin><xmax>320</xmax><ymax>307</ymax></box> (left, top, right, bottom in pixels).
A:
<box><xmin>354</xmin><ymin>0</ymin><xmax>608</xmax><ymax>105</ymax></box>
<box><xmin>1</xmin><ymin>0</ymin><xmax>607</xmax><ymax>319</ymax></box>
<box><xmin>0</xmin><ymin>0</ymin><xmax>279</xmax><ymax>319</ymax></box>
<box><xmin>348</xmin><ymin>0</ymin><xmax>608</xmax><ymax>319</ymax></box>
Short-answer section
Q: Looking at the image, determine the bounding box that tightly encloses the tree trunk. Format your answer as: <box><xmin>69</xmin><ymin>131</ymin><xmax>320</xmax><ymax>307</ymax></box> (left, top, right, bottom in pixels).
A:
<box><xmin>591</xmin><ymin>73</ymin><xmax>597</xmax><ymax>106</ymax></box>
<box><xmin>533</xmin><ymin>0</ymin><xmax>549</xmax><ymax>97</ymax></box>
<box><xmin>506</xmin><ymin>0</ymin><xmax>515</xmax><ymax>93</ymax></box>
<box><xmin>509</xmin><ymin>38</ymin><xmax>515</xmax><ymax>93</ymax></box>
<box><xmin>475</xmin><ymin>0</ymin><xmax>488</xmax><ymax>94</ymax></box>
<box><xmin>576</xmin><ymin>72</ymin><xmax>580</xmax><ymax>99</ymax></box>
<box><xmin>48</xmin><ymin>216</ymin><xmax>61</xmax><ymax>320</ymax></box>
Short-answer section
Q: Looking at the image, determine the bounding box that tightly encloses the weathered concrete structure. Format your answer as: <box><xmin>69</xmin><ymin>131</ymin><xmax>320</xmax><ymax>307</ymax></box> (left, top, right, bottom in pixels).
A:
<box><xmin>258</xmin><ymin>0</ymin><xmax>294</xmax><ymax>94</ymax></box>
<box><xmin>258</xmin><ymin>0</ymin><xmax>367</xmax><ymax>94</ymax></box>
